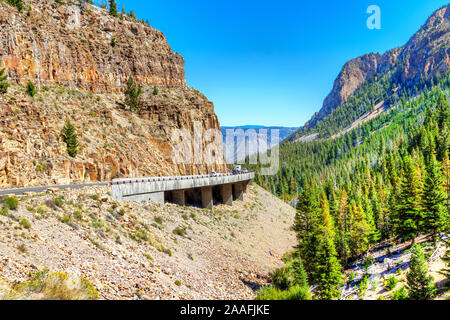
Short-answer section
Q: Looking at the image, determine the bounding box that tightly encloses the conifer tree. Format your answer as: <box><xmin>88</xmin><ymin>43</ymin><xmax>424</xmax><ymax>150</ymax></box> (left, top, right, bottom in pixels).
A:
<box><xmin>26</xmin><ymin>80</ymin><xmax>36</xmax><ymax>97</ymax></box>
<box><xmin>125</xmin><ymin>76</ymin><xmax>142</xmax><ymax>112</ymax></box>
<box><xmin>336</xmin><ymin>189</ymin><xmax>350</xmax><ymax>265</ymax></box>
<box><xmin>423</xmin><ymin>153</ymin><xmax>447</xmax><ymax>238</ymax></box>
<box><xmin>0</xmin><ymin>68</ymin><xmax>9</xmax><ymax>94</ymax></box>
<box><xmin>286</xmin><ymin>254</ymin><xmax>309</xmax><ymax>288</ymax></box>
<box><xmin>294</xmin><ymin>190</ymin><xmax>321</xmax><ymax>274</ymax></box>
<box><xmin>108</xmin><ymin>0</ymin><xmax>118</xmax><ymax>17</ymax></box>
<box><xmin>406</xmin><ymin>244</ymin><xmax>436</xmax><ymax>300</ymax></box>
<box><xmin>312</xmin><ymin>195</ymin><xmax>343</xmax><ymax>300</ymax></box>
<box><xmin>349</xmin><ymin>202</ymin><xmax>371</xmax><ymax>258</ymax></box>
<box><xmin>395</xmin><ymin>156</ymin><xmax>424</xmax><ymax>244</ymax></box>
<box><xmin>61</xmin><ymin>121</ymin><xmax>79</xmax><ymax>158</ymax></box>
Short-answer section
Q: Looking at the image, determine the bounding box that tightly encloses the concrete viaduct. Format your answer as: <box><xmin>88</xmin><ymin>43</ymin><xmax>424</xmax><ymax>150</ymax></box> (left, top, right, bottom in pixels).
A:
<box><xmin>111</xmin><ymin>172</ymin><xmax>255</xmax><ymax>210</ymax></box>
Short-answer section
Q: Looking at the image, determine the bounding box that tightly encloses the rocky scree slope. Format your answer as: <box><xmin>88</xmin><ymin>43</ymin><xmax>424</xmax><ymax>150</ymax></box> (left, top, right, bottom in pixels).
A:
<box><xmin>0</xmin><ymin>0</ymin><xmax>226</xmax><ymax>188</ymax></box>
<box><xmin>0</xmin><ymin>184</ymin><xmax>296</xmax><ymax>300</ymax></box>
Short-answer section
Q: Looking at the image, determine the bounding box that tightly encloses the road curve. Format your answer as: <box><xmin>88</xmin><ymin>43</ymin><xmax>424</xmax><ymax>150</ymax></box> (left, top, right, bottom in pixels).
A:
<box><xmin>0</xmin><ymin>182</ymin><xmax>111</xmax><ymax>196</ymax></box>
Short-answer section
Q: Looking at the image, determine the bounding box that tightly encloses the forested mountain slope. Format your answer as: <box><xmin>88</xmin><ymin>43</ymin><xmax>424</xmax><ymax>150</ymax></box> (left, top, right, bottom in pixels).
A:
<box><xmin>250</xmin><ymin>6</ymin><xmax>450</xmax><ymax>300</ymax></box>
<box><xmin>289</xmin><ymin>4</ymin><xmax>450</xmax><ymax>141</ymax></box>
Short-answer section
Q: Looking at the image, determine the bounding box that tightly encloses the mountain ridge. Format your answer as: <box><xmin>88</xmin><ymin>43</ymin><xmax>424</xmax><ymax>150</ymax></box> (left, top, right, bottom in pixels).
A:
<box><xmin>290</xmin><ymin>4</ymin><xmax>450</xmax><ymax>141</ymax></box>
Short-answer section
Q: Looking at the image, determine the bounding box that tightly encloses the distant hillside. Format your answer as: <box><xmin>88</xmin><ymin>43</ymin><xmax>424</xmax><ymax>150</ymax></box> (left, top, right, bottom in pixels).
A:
<box><xmin>221</xmin><ymin>126</ymin><xmax>298</xmax><ymax>163</ymax></box>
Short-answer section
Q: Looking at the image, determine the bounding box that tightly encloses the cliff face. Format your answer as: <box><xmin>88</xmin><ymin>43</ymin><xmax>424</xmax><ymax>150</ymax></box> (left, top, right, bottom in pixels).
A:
<box><xmin>0</xmin><ymin>0</ymin><xmax>226</xmax><ymax>188</ymax></box>
<box><xmin>308</xmin><ymin>5</ymin><xmax>450</xmax><ymax>127</ymax></box>
<box><xmin>0</xmin><ymin>1</ymin><xmax>185</xmax><ymax>91</ymax></box>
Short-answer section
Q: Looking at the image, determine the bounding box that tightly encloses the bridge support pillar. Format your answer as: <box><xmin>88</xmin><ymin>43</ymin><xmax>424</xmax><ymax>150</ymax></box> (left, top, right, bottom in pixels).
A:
<box><xmin>233</xmin><ymin>182</ymin><xmax>244</xmax><ymax>201</ymax></box>
<box><xmin>201</xmin><ymin>186</ymin><xmax>213</xmax><ymax>210</ymax></box>
<box><xmin>220</xmin><ymin>184</ymin><xmax>233</xmax><ymax>206</ymax></box>
<box><xmin>172</xmin><ymin>190</ymin><xmax>186</xmax><ymax>206</ymax></box>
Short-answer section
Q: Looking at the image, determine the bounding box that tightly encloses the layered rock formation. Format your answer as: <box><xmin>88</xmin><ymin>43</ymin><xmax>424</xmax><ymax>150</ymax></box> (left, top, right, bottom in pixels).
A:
<box><xmin>0</xmin><ymin>0</ymin><xmax>185</xmax><ymax>91</ymax></box>
<box><xmin>0</xmin><ymin>0</ymin><xmax>226</xmax><ymax>188</ymax></box>
<box><xmin>308</xmin><ymin>4</ymin><xmax>450</xmax><ymax>127</ymax></box>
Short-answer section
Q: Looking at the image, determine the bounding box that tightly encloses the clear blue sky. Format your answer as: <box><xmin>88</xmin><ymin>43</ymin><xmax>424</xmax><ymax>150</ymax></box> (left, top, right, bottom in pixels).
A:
<box><xmin>103</xmin><ymin>0</ymin><xmax>448</xmax><ymax>127</ymax></box>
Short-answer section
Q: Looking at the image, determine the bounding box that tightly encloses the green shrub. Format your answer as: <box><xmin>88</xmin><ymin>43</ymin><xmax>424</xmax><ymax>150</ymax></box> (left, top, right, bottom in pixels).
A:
<box><xmin>172</xmin><ymin>227</ymin><xmax>186</xmax><ymax>236</ymax></box>
<box><xmin>19</xmin><ymin>218</ymin><xmax>31</xmax><ymax>229</ymax></box>
<box><xmin>58</xmin><ymin>215</ymin><xmax>70</xmax><ymax>224</ymax></box>
<box><xmin>270</xmin><ymin>268</ymin><xmax>291</xmax><ymax>290</ymax></box>
<box><xmin>3</xmin><ymin>197</ymin><xmax>19</xmax><ymax>210</ymax></box>
<box><xmin>73</xmin><ymin>211</ymin><xmax>83</xmax><ymax>220</ymax></box>
<box><xmin>54</xmin><ymin>196</ymin><xmax>64</xmax><ymax>208</ymax></box>
<box><xmin>384</xmin><ymin>276</ymin><xmax>399</xmax><ymax>291</ymax></box>
<box><xmin>0</xmin><ymin>68</ymin><xmax>10</xmax><ymax>94</ymax></box>
<box><xmin>1</xmin><ymin>206</ymin><xmax>9</xmax><ymax>216</ymax></box>
<box><xmin>26</xmin><ymin>81</ymin><xmax>36</xmax><ymax>97</ymax></box>
<box><xmin>256</xmin><ymin>285</ymin><xmax>311</xmax><ymax>300</ymax></box>
<box><xmin>391</xmin><ymin>285</ymin><xmax>409</xmax><ymax>300</ymax></box>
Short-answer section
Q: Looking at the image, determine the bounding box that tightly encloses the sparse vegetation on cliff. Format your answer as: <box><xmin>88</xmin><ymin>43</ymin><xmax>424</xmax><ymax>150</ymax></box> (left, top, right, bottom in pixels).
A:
<box><xmin>6</xmin><ymin>0</ymin><xmax>23</xmax><ymax>12</ymax></box>
<box><xmin>0</xmin><ymin>68</ymin><xmax>9</xmax><ymax>94</ymax></box>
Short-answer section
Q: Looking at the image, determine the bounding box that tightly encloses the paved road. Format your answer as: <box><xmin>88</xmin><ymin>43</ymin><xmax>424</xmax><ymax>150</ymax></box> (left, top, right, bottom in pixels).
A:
<box><xmin>0</xmin><ymin>182</ymin><xmax>111</xmax><ymax>196</ymax></box>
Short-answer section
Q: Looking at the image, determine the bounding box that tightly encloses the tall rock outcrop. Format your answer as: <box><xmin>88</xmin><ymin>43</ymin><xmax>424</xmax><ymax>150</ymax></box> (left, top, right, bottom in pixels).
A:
<box><xmin>0</xmin><ymin>0</ymin><xmax>185</xmax><ymax>91</ymax></box>
<box><xmin>0</xmin><ymin>0</ymin><xmax>226</xmax><ymax>188</ymax></box>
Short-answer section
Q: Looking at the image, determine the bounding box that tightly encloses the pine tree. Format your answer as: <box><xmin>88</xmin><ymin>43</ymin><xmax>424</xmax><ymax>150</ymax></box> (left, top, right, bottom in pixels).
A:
<box><xmin>125</xmin><ymin>76</ymin><xmax>142</xmax><ymax>112</ymax></box>
<box><xmin>108</xmin><ymin>0</ymin><xmax>118</xmax><ymax>17</ymax></box>
<box><xmin>349</xmin><ymin>202</ymin><xmax>371</xmax><ymax>258</ymax></box>
<box><xmin>0</xmin><ymin>68</ymin><xmax>9</xmax><ymax>94</ymax></box>
<box><xmin>336</xmin><ymin>189</ymin><xmax>350</xmax><ymax>264</ymax></box>
<box><xmin>395</xmin><ymin>156</ymin><xmax>424</xmax><ymax>244</ymax></box>
<box><xmin>294</xmin><ymin>186</ymin><xmax>321</xmax><ymax>275</ymax></box>
<box><xmin>312</xmin><ymin>195</ymin><xmax>343</xmax><ymax>300</ymax></box>
<box><xmin>406</xmin><ymin>244</ymin><xmax>436</xmax><ymax>300</ymax></box>
<box><xmin>422</xmin><ymin>153</ymin><xmax>447</xmax><ymax>238</ymax></box>
<box><xmin>61</xmin><ymin>121</ymin><xmax>79</xmax><ymax>158</ymax></box>
<box><xmin>289</xmin><ymin>255</ymin><xmax>309</xmax><ymax>288</ymax></box>
<box><xmin>26</xmin><ymin>81</ymin><xmax>36</xmax><ymax>97</ymax></box>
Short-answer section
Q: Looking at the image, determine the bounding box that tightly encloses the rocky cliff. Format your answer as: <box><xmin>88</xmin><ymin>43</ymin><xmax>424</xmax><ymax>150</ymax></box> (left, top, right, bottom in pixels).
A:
<box><xmin>0</xmin><ymin>0</ymin><xmax>185</xmax><ymax>91</ymax></box>
<box><xmin>308</xmin><ymin>4</ymin><xmax>450</xmax><ymax>127</ymax></box>
<box><xmin>0</xmin><ymin>0</ymin><xmax>226</xmax><ymax>188</ymax></box>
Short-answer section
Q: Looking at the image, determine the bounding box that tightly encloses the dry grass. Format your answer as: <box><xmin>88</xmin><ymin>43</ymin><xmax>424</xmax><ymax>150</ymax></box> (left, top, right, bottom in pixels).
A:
<box><xmin>2</xmin><ymin>269</ymin><xmax>98</xmax><ymax>300</ymax></box>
